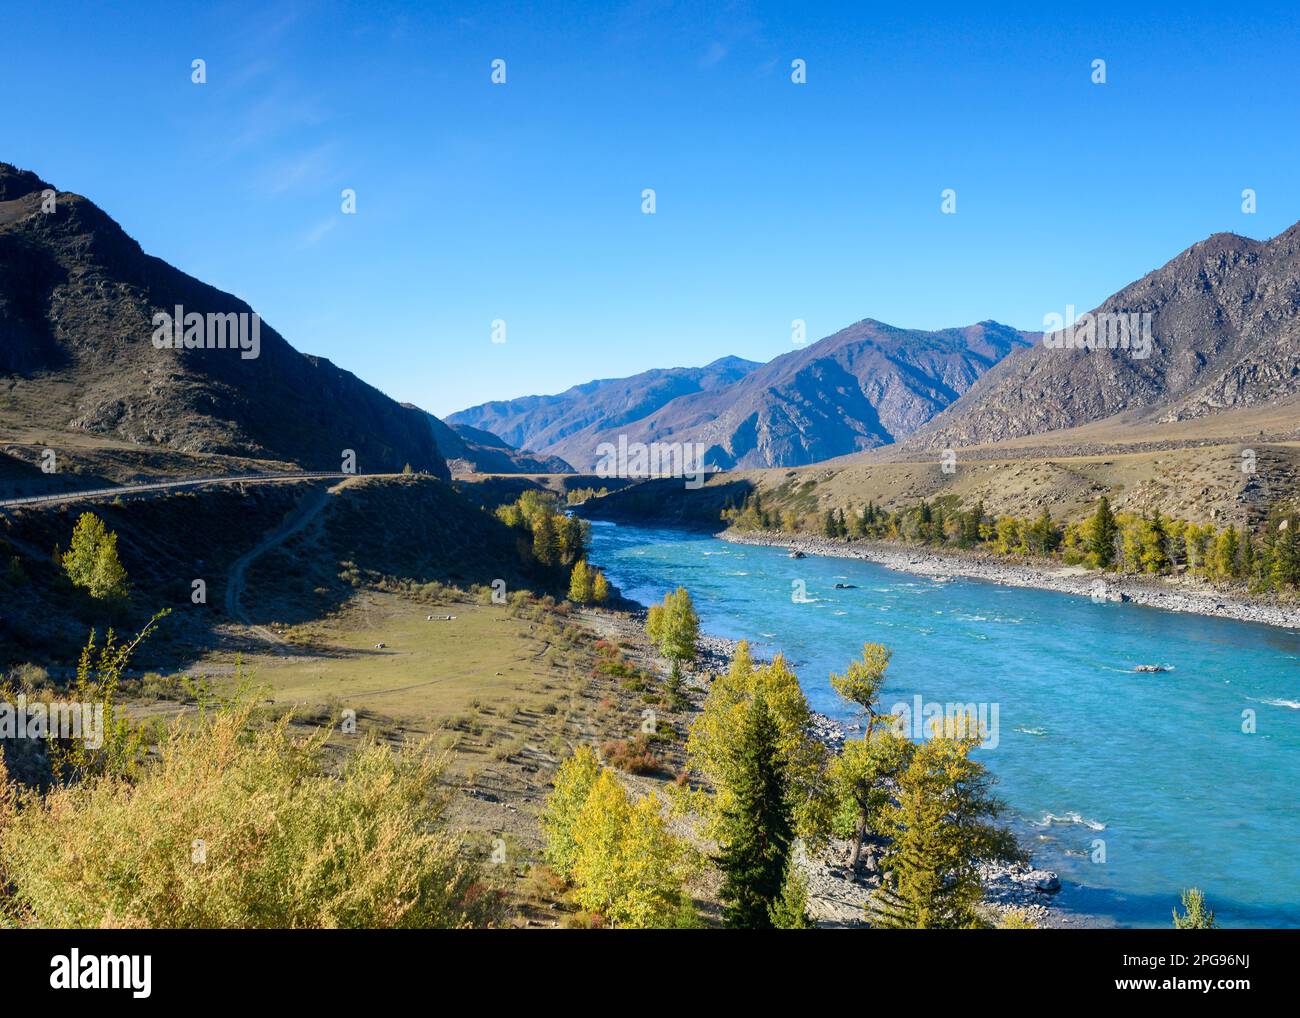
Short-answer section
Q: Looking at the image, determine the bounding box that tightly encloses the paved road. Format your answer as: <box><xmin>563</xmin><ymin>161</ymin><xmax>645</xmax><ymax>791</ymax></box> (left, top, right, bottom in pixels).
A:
<box><xmin>0</xmin><ymin>471</ymin><xmax>355</xmax><ymax>510</ymax></box>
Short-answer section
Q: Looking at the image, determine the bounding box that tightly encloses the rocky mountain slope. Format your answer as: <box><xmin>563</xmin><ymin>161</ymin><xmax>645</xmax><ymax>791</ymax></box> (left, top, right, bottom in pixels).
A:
<box><xmin>453</xmin><ymin>321</ymin><xmax>1032</xmax><ymax>471</ymax></box>
<box><xmin>0</xmin><ymin>162</ymin><xmax>448</xmax><ymax>478</ymax></box>
<box><xmin>908</xmin><ymin>223</ymin><xmax>1300</xmax><ymax>450</ymax></box>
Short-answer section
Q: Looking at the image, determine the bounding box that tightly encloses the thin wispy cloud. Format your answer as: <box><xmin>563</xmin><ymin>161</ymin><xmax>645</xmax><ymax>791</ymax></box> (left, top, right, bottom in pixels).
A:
<box><xmin>256</xmin><ymin>142</ymin><xmax>339</xmax><ymax>197</ymax></box>
<box><xmin>297</xmin><ymin>217</ymin><xmax>338</xmax><ymax>250</ymax></box>
<box><xmin>699</xmin><ymin>41</ymin><xmax>729</xmax><ymax>68</ymax></box>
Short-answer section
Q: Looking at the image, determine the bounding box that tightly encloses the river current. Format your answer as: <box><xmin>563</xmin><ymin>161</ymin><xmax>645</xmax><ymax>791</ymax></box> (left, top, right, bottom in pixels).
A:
<box><xmin>589</xmin><ymin>519</ymin><xmax>1300</xmax><ymax>927</ymax></box>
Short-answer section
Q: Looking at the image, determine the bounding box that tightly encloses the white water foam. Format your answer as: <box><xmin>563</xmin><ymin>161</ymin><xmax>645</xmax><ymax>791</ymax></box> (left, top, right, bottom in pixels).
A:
<box><xmin>1032</xmin><ymin>811</ymin><xmax>1106</xmax><ymax>831</ymax></box>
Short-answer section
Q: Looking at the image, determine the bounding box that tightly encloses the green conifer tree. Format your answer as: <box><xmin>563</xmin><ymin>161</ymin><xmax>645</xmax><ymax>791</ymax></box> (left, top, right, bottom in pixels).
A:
<box><xmin>716</xmin><ymin>694</ymin><xmax>794</xmax><ymax>929</ymax></box>
<box><xmin>532</xmin><ymin>511</ymin><xmax>559</xmax><ymax>566</ymax></box>
<box><xmin>768</xmin><ymin>859</ymin><xmax>814</xmax><ymax>929</ymax></box>
<box><xmin>1088</xmin><ymin>496</ymin><xmax>1118</xmax><ymax>568</ymax></box>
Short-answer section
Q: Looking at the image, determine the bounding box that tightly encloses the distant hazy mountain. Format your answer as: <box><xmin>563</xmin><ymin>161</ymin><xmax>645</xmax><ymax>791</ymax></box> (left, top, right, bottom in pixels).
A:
<box><xmin>454</xmin><ymin>322</ymin><xmax>1033</xmax><ymax>470</ymax></box>
<box><xmin>909</xmin><ymin>223</ymin><xmax>1300</xmax><ymax>450</ymax></box>
<box><xmin>413</xmin><ymin>410</ymin><xmax>575</xmax><ymax>474</ymax></box>
<box><xmin>448</xmin><ymin>356</ymin><xmax>761</xmax><ymax>468</ymax></box>
<box><xmin>0</xmin><ymin>162</ymin><xmax>448</xmax><ymax>477</ymax></box>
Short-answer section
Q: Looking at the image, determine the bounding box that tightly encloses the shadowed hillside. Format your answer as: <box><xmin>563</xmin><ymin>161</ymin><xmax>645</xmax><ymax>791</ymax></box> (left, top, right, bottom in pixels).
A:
<box><xmin>0</xmin><ymin>162</ymin><xmax>448</xmax><ymax>478</ymax></box>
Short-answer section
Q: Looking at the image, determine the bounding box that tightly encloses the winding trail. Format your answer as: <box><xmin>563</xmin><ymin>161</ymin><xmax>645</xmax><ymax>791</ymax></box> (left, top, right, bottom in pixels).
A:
<box><xmin>223</xmin><ymin>481</ymin><xmax>349</xmax><ymax>646</ymax></box>
<box><xmin>0</xmin><ymin>471</ymin><xmax>380</xmax><ymax>649</ymax></box>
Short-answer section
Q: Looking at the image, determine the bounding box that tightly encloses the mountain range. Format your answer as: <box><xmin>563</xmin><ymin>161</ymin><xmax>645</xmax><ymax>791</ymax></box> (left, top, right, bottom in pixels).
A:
<box><xmin>457</xmin><ymin>220</ymin><xmax>1300</xmax><ymax>469</ymax></box>
<box><xmin>451</xmin><ymin>321</ymin><xmax>1035</xmax><ymax>471</ymax></box>
<box><xmin>7</xmin><ymin>158</ymin><xmax>1298</xmax><ymax>484</ymax></box>
<box><xmin>448</xmin><ymin>356</ymin><xmax>761</xmax><ymax>468</ymax></box>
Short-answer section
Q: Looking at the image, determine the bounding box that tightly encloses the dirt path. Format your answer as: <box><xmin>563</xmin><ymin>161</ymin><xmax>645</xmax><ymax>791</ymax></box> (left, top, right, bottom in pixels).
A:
<box><xmin>223</xmin><ymin>481</ymin><xmax>346</xmax><ymax>646</ymax></box>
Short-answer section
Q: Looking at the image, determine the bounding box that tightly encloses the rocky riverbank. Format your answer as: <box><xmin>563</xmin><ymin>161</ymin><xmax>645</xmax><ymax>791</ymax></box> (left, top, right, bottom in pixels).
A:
<box><xmin>722</xmin><ymin>530</ymin><xmax>1300</xmax><ymax>631</ymax></box>
<box><xmin>653</xmin><ymin>622</ymin><xmax>1075</xmax><ymax>927</ymax></box>
<box><xmin>797</xmin><ymin>709</ymin><xmax>1070</xmax><ymax>927</ymax></box>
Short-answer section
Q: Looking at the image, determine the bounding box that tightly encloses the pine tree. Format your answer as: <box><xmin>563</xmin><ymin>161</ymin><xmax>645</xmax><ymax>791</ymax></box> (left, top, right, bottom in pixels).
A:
<box><xmin>768</xmin><ymin>859</ymin><xmax>814</xmax><ymax>928</ymax></box>
<box><xmin>931</xmin><ymin>506</ymin><xmax>946</xmax><ymax>545</ymax></box>
<box><xmin>1215</xmin><ymin>525</ymin><xmax>1240</xmax><ymax>579</ymax></box>
<box><xmin>1238</xmin><ymin>531</ymin><xmax>1256</xmax><ymax>581</ymax></box>
<box><xmin>1028</xmin><ymin>507</ymin><xmax>1056</xmax><ymax>555</ymax></box>
<box><xmin>532</xmin><ymin>511</ymin><xmax>559</xmax><ymax>566</ymax></box>
<box><xmin>665</xmin><ymin>659</ymin><xmax>687</xmax><ymax>711</ymax></box>
<box><xmin>1270</xmin><ymin>519</ymin><xmax>1299</xmax><ymax>587</ymax></box>
<box><xmin>1088</xmin><ymin>496</ymin><xmax>1118</xmax><ymax>568</ymax></box>
<box><xmin>970</xmin><ymin>500</ymin><xmax>985</xmax><ymax>543</ymax></box>
<box><xmin>716</xmin><ymin>694</ymin><xmax>794</xmax><ymax>928</ymax></box>
<box><xmin>1149</xmin><ymin>510</ymin><xmax>1169</xmax><ymax>570</ymax></box>
<box><xmin>1144</xmin><ymin>514</ymin><xmax>1175</xmax><ymax>577</ymax></box>
<box><xmin>687</xmin><ymin>647</ymin><xmax>831</xmax><ymax>846</ymax></box>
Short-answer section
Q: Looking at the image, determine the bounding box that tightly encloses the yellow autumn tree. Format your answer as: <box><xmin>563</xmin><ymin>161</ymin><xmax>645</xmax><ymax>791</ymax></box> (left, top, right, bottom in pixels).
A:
<box><xmin>829</xmin><ymin>643</ymin><xmax>891</xmax><ymax>732</ymax></box>
<box><xmin>539</xmin><ymin>745</ymin><xmax>600</xmax><ymax>877</ymax></box>
<box><xmin>686</xmin><ymin>642</ymin><xmax>832</xmax><ymax>843</ymax></box>
<box><xmin>567</xmin><ymin>560</ymin><xmax>594</xmax><ymax>603</ymax></box>
<box><xmin>61</xmin><ymin>513</ymin><xmax>129</xmax><ymax>602</ymax></box>
<box><xmin>566</xmin><ymin>768</ymin><xmax>693</xmax><ymax>927</ymax></box>
<box><xmin>871</xmin><ymin>715</ymin><xmax>1019</xmax><ymax>929</ymax></box>
<box><xmin>645</xmin><ymin>587</ymin><xmax>699</xmax><ymax>662</ymax></box>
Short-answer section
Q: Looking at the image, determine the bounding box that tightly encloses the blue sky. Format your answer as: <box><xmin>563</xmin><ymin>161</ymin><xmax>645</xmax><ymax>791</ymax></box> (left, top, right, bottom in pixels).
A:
<box><xmin>4</xmin><ymin>1</ymin><xmax>1298</xmax><ymax>415</ymax></box>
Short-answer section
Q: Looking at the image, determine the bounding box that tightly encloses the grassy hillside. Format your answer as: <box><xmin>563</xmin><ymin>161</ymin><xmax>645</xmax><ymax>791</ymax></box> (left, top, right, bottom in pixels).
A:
<box><xmin>0</xmin><ymin>474</ymin><xmax>565</xmax><ymax>667</ymax></box>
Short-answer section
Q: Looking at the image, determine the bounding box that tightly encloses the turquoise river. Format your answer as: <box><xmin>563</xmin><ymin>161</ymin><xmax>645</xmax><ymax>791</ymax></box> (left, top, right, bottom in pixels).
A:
<box><xmin>588</xmin><ymin>519</ymin><xmax>1300</xmax><ymax>928</ymax></box>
